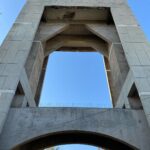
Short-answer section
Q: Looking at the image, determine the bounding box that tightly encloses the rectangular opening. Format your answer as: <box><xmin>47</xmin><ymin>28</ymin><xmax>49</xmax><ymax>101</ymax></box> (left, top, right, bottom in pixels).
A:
<box><xmin>27</xmin><ymin>6</ymin><xmax>120</xmax><ymax>108</ymax></box>
<box><xmin>128</xmin><ymin>83</ymin><xmax>143</xmax><ymax>110</ymax></box>
<box><xmin>39</xmin><ymin>52</ymin><xmax>112</xmax><ymax>108</ymax></box>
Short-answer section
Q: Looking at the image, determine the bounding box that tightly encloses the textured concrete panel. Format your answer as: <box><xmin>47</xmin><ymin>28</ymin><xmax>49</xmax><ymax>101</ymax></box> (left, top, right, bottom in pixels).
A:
<box><xmin>0</xmin><ymin>108</ymin><xmax>150</xmax><ymax>150</ymax></box>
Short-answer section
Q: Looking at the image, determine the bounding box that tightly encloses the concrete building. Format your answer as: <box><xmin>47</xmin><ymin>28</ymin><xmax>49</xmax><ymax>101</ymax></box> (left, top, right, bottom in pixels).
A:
<box><xmin>0</xmin><ymin>0</ymin><xmax>150</xmax><ymax>149</ymax></box>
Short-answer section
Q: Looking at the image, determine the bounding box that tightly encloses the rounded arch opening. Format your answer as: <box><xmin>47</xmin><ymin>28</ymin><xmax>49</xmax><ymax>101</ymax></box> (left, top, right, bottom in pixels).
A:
<box><xmin>13</xmin><ymin>130</ymin><xmax>137</xmax><ymax>150</ymax></box>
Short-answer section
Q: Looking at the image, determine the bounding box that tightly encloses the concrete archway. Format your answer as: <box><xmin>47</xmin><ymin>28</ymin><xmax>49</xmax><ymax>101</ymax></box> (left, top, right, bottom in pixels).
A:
<box><xmin>13</xmin><ymin>130</ymin><xmax>137</xmax><ymax>150</ymax></box>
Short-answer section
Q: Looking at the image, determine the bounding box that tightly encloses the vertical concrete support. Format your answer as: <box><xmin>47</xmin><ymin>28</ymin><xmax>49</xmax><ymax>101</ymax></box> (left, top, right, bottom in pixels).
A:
<box><xmin>109</xmin><ymin>44</ymin><xmax>129</xmax><ymax>105</ymax></box>
<box><xmin>34</xmin><ymin>56</ymin><xmax>49</xmax><ymax>105</ymax></box>
<box><xmin>25</xmin><ymin>42</ymin><xmax>45</xmax><ymax>98</ymax></box>
<box><xmin>20</xmin><ymin>69</ymin><xmax>36</xmax><ymax>107</ymax></box>
<box><xmin>116</xmin><ymin>70</ymin><xmax>134</xmax><ymax>108</ymax></box>
<box><xmin>111</xmin><ymin>4</ymin><xmax>150</xmax><ymax>125</ymax></box>
<box><xmin>0</xmin><ymin>1</ymin><xmax>44</xmax><ymax>133</ymax></box>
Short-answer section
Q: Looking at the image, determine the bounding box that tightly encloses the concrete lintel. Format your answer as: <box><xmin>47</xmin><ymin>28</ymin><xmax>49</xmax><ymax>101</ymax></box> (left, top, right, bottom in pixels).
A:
<box><xmin>45</xmin><ymin>35</ymin><xmax>108</xmax><ymax>56</ymax></box>
<box><xmin>0</xmin><ymin>108</ymin><xmax>149</xmax><ymax>150</ymax></box>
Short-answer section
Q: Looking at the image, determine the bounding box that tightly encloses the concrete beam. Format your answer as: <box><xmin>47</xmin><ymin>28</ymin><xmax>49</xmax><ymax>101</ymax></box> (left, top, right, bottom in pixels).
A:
<box><xmin>86</xmin><ymin>24</ymin><xmax>120</xmax><ymax>44</ymax></box>
<box><xmin>0</xmin><ymin>108</ymin><xmax>149</xmax><ymax>150</ymax></box>
<box><xmin>45</xmin><ymin>35</ymin><xmax>108</xmax><ymax>56</ymax></box>
<box><xmin>35</xmin><ymin>23</ymin><xmax>69</xmax><ymax>42</ymax></box>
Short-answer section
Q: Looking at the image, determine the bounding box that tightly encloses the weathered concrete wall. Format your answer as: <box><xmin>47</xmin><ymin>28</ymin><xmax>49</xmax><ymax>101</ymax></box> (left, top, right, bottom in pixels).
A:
<box><xmin>0</xmin><ymin>108</ymin><xmax>150</xmax><ymax>150</ymax></box>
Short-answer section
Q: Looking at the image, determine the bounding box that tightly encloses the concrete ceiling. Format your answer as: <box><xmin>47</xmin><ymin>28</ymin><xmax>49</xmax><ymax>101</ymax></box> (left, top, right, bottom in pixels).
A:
<box><xmin>42</xmin><ymin>7</ymin><xmax>113</xmax><ymax>24</ymax></box>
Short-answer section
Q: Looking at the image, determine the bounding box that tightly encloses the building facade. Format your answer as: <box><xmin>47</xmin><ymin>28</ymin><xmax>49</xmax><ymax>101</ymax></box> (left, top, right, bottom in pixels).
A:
<box><xmin>0</xmin><ymin>0</ymin><xmax>150</xmax><ymax>149</ymax></box>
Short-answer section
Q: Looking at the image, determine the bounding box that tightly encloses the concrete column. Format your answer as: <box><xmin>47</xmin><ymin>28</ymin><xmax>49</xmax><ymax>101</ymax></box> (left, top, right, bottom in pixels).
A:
<box><xmin>0</xmin><ymin>1</ymin><xmax>44</xmax><ymax>134</ymax></box>
<box><xmin>111</xmin><ymin>4</ymin><xmax>150</xmax><ymax>125</ymax></box>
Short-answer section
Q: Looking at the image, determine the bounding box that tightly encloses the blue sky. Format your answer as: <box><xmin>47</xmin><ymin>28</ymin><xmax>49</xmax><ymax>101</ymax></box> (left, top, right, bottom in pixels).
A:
<box><xmin>0</xmin><ymin>0</ymin><xmax>26</xmax><ymax>44</ymax></box>
<box><xmin>128</xmin><ymin>0</ymin><xmax>150</xmax><ymax>41</ymax></box>
<box><xmin>39</xmin><ymin>52</ymin><xmax>112</xmax><ymax>108</ymax></box>
<box><xmin>50</xmin><ymin>144</ymin><xmax>98</xmax><ymax>150</ymax></box>
<box><xmin>0</xmin><ymin>0</ymin><xmax>150</xmax><ymax>150</ymax></box>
